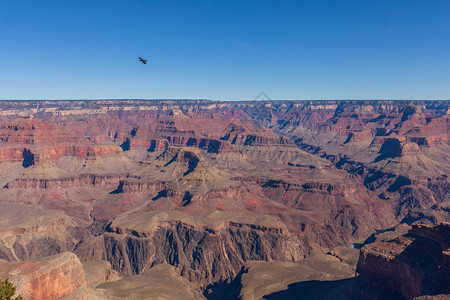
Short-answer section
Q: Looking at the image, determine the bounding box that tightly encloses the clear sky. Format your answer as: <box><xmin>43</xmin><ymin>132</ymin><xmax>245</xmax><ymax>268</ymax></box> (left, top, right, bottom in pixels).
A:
<box><xmin>1</xmin><ymin>0</ymin><xmax>449</xmax><ymax>100</ymax></box>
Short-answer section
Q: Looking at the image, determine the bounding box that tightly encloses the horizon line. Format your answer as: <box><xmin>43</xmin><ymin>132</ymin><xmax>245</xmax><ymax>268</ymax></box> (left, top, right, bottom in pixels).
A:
<box><xmin>0</xmin><ymin>99</ymin><xmax>449</xmax><ymax>102</ymax></box>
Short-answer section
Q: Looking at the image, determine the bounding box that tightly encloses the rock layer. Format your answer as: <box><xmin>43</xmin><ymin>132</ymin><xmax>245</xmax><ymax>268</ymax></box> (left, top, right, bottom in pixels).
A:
<box><xmin>0</xmin><ymin>99</ymin><xmax>446</xmax><ymax>297</ymax></box>
<box><xmin>356</xmin><ymin>223</ymin><xmax>450</xmax><ymax>299</ymax></box>
<box><xmin>75</xmin><ymin>210</ymin><xmax>304</xmax><ymax>286</ymax></box>
<box><xmin>0</xmin><ymin>252</ymin><xmax>86</xmax><ymax>300</ymax></box>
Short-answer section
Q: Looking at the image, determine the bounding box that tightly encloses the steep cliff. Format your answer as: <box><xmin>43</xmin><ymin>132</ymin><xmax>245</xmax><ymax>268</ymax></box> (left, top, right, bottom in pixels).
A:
<box><xmin>0</xmin><ymin>203</ymin><xmax>76</xmax><ymax>262</ymax></box>
<box><xmin>0</xmin><ymin>252</ymin><xmax>87</xmax><ymax>300</ymax></box>
<box><xmin>356</xmin><ymin>223</ymin><xmax>450</xmax><ymax>299</ymax></box>
<box><xmin>75</xmin><ymin>210</ymin><xmax>304</xmax><ymax>287</ymax></box>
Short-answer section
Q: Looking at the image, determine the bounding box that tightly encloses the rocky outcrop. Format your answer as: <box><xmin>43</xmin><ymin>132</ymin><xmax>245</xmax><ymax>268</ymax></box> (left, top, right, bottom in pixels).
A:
<box><xmin>3</xmin><ymin>174</ymin><xmax>122</xmax><ymax>189</ymax></box>
<box><xmin>0</xmin><ymin>252</ymin><xmax>86</xmax><ymax>300</ymax></box>
<box><xmin>130</xmin><ymin>138</ymin><xmax>168</xmax><ymax>152</ymax></box>
<box><xmin>344</xmin><ymin>129</ymin><xmax>373</xmax><ymax>144</ymax></box>
<box><xmin>75</xmin><ymin>210</ymin><xmax>304</xmax><ymax>287</ymax></box>
<box><xmin>236</xmin><ymin>251</ymin><xmax>357</xmax><ymax>300</ymax></box>
<box><xmin>0</xmin><ymin>117</ymin><xmax>122</xmax><ymax>164</ymax></box>
<box><xmin>356</xmin><ymin>223</ymin><xmax>450</xmax><ymax>299</ymax></box>
<box><xmin>0</xmin><ymin>203</ymin><xmax>76</xmax><ymax>262</ymax></box>
<box><xmin>118</xmin><ymin>180</ymin><xmax>168</xmax><ymax>194</ymax></box>
<box><xmin>401</xmin><ymin>142</ymin><xmax>422</xmax><ymax>156</ymax></box>
<box><xmin>82</xmin><ymin>260</ymin><xmax>121</xmax><ymax>288</ymax></box>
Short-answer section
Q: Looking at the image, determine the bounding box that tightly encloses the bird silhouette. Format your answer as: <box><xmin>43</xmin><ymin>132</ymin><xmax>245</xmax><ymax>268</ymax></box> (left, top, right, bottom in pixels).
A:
<box><xmin>139</xmin><ymin>57</ymin><xmax>148</xmax><ymax>64</ymax></box>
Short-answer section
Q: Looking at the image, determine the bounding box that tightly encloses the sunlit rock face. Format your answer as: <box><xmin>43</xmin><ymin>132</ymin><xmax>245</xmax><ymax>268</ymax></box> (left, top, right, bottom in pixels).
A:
<box><xmin>0</xmin><ymin>252</ymin><xmax>87</xmax><ymax>300</ymax></box>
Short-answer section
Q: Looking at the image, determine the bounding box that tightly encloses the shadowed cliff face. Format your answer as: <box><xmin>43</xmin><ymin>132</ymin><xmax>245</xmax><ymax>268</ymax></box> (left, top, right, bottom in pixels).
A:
<box><xmin>22</xmin><ymin>148</ymin><xmax>34</xmax><ymax>168</ymax></box>
<box><xmin>75</xmin><ymin>211</ymin><xmax>305</xmax><ymax>287</ymax></box>
<box><xmin>0</xmin><ymin>100</ymin><xmax>447</xmax><ymax>297</ymax></box>
<box><xmin>356</xmin><ymin>223</ymin><xmax>450</xmax><ymax>300</ymax></box>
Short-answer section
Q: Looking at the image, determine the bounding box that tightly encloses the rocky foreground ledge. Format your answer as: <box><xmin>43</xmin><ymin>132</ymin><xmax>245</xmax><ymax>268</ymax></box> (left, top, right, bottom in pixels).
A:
<box><xmin>356</xmin><ymin>223</ymin><xmax>450</xmax><ymax>300</ymax></box>
<box><xmin>0</xmin><ymin>252</ymin><xmax>86</xmax><ymax>299</ymax></box>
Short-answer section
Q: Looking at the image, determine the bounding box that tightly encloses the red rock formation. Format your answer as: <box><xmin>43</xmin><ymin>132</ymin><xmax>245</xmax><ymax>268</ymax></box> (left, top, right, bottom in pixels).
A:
<box><xmin>356</xmin><ymin>223</ymin><xmax>450</xmax><ymax>299</ymax></box>
<box><xmin>119</xmin><ymin>180</ymin><xmax>167</xmax><ymax>194</ymax></box>
<box><xmin>269</xmin><ymin>100</ymin><xmax>449</xmax><ymax>224</ymax></box>
<box><xmin>0</xmin><ymin>99</ymin><xmax>445</xmax><ymax>296</ymax></box>
<box><xmin>0</xmin><ymin>252</ymin><xmax>86</xmax><ymax>300</ymax></box>
<box><xmin>401</xmin><ymin>142</ymin><xmax>422</xmax><ymax>156</ymax></box>
<box><xmin>3</xmin><ymin>174</ymin><xmax>121</xmax><ymax>189</ymax></box>
<box><xmin>0</xmin><ymin>116</ymin><xmax>122</xmax><ymax>164</ymax></box>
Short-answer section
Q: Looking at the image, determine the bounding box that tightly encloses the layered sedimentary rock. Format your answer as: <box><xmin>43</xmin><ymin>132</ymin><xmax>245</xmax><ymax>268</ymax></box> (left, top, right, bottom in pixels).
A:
<box><xmin>356</xmin><ymin>223</ymin><xmax>450</xmax><ymax>299</ymax></box>
<box><xmin>259</xmin><ymin>100</ymin><xmax>449</xmax><ymax>225</ymax></box>
<box><xmin>0</xmin><ymin>252</ymin><xmax>86</xmax><ymax>300</ymax></box>
<box><xmin>82</xmin><ymin>260</ymin><xmax>121</xmax><ymax>289</ymax></box>
<box><xmin>75</xmin><ymin>210</ymin><xmax>304</xmax><ymax>286</ymax></box>
<box><xmin>0</xmin><ymin>99</ymin><xmax>446</xmax><ymax>298</ymax></box>
<box><xmin>0</xmin><ymin>116</ymin><xmax>121</xmax><ymax>164</ymax></box>
<box><xmin>0</xmin><ymin>203</ymin><xmax>76</xmax><ymax>261</ymax></box>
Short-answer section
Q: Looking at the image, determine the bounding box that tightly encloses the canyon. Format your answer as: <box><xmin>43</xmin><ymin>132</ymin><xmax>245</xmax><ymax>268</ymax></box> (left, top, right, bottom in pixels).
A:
<box><xmin>0</xmin><ymin>99</ymin><xmax>448</xmax><ymax>299</ymax></box>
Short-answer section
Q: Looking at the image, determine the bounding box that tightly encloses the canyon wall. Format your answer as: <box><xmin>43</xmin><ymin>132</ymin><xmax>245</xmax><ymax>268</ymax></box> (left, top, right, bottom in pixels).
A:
<box><xmin>0</xmin><ymin>99</ymin><xmax>446</xmax><ymax>298</ymax></box>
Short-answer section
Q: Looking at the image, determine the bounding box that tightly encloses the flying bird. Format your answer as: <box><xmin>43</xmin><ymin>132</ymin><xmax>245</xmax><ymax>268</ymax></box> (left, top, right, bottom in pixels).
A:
<box><xmin>139</xmin><ymin>57</ymin><xmax>148</xmax><ymax>64</ymax></box>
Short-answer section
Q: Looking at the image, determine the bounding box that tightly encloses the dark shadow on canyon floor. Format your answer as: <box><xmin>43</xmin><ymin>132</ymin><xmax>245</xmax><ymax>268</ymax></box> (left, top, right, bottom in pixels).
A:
<box><xmin>263</xmin><ymin>278</ymin><xmax>408</xmax><ymax>300</ymax></box>
<box><xmin>262</xmin><ymin>278</ymin><xmax>358</xmax><ymax>300</ymax></box>
<box><xmin>204</xmin><ymin>267</ymin><xmax>247</xmax><ymax>300</ymax></box>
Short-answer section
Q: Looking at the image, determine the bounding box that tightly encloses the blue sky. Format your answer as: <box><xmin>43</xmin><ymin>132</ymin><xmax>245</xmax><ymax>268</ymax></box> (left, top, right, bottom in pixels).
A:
<box><xmin>0</xmin><ymin>0</ymin><xmax>449</xmax><ymax>100</ymax></box>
